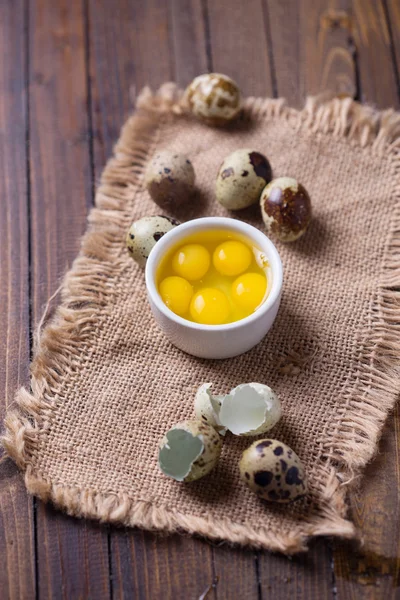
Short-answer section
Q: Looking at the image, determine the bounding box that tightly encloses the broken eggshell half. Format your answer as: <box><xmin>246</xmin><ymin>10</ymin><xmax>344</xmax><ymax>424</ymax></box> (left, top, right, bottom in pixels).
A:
<box><xmin>194</xmin><ymin>382</ymin><xmax>281</xmax><ymax>437</ymax></box>
<box><xmin>158</xmin><ymin>419</ymin><xmax>222</xmax><ymax>482</ymax></box>
<box><xmin>194</xmin><ymin>383</ymin><xmax>227</xmax><ymax>434</ymax></box>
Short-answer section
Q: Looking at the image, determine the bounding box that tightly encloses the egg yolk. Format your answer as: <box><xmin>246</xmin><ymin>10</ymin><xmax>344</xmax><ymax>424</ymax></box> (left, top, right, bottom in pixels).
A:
<box><xmin>172</xmin><ymin>244</ymin><xmax>210</xmax><ymax>281</ymax></box>
<box><xmin>213</xmin><ymin>241</ymin><xmax>252</xmax><ymax>276</ymax></box>
<box><xmin>232</xmin><ymin>273</ymin><xmax>267</xmax><ymax>311</ymax></box>
<box><xmin>190</xmin><ymin>288</ymin><xmax>230</xmax><ymax>325</ymax></box>
<box><xmin>159</xmin><ymin>276</ymin><xmax>193</xmax><ymax>316</ymax></box>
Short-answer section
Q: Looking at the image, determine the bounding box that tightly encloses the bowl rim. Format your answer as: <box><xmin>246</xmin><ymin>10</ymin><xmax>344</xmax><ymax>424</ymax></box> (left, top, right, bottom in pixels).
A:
<box><xmin>145</xmin><ymin>217</ymin><xmax>283</xmax><ymax>331</ymax></box>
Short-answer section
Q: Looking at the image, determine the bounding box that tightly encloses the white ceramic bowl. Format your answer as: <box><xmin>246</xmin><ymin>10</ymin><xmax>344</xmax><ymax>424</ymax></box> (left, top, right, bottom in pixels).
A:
<box><xmin>145</xmin><ymin>217</ymin><xmax>283</xmax><ymax>359</ymax></box>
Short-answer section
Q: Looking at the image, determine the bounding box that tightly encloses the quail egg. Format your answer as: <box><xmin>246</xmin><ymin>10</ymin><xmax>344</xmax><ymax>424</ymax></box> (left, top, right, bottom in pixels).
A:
<box><xmin>145</xmin><ymin>151</ymin><xmax>195</xmax><ymax>209</ymax></box>
<box><xmin>260</xmin><ymin>177</ymin><xmax>312</xmax><ymax>242</ymax></box>
<box><xmin>185</xmin><ymin>73</ymin><xmax>242</xmax><ymax>126</ymax></box>
<box><xmin>193</xmin><ymin>382</ymin><xmax>281</xmax><ymax>437</ymax></box>
<box><xmin>216</xmin><ymin>149</ymin><xmax>272</xmax><ymax>210</ymax></box>
<box><xmin>126</xmin><ymin>215</ymin><xmax>179</xmax><ymax>267</ymax></box>
<box><xmin>239</xmin><ymin>439</ymin><xmax>308</xmax><ymax>503</ymax></box>
<box><xmin>158</xmin><ymin>419</ymin><xmax>222</xmax><ymax>482</ymax></box>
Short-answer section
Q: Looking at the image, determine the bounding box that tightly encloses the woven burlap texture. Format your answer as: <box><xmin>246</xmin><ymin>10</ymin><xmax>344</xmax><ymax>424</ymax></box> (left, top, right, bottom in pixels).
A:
<box><xmin>3</xmin><ymin>85</ymin><xmax>400</xmax><ymax>554</ymax></box>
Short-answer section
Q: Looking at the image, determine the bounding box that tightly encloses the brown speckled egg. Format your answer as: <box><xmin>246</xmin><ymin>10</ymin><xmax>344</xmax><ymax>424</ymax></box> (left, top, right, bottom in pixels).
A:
<box><xmin>260</xmin><ymin>177</ymin><xmax>312</xmax><ymax>242</ymax></box>
<box><xmin>239</xmin><ymin>439</ymin><xmax>307</xmax><ymax>503</ymax></box>
<box><xmin>185</xmin><ymin>73</ymin><xmax>242</xmax><ymax>126</ymax></box>
<box><xmin>158</xmin><ymin>420</ymin><xmax>222</xmax><ymax>482</ymax></box>
<box><xmin>216</xmin><ymin>149</ymin><xmax>272</xmax><ymax>210</ymax></box>
<box><xmin>145</xmin><ymin>151</ymin><xmax>195</xmax><ymax>209</ymax></box>
<box><xmin>126</xmin><ymin>215</ymin><xmax>179</xmax><ymax>267</ymax></box>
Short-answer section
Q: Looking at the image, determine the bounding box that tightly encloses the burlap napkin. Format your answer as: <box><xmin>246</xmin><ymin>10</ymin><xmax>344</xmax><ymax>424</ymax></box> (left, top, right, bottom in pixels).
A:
<box><xmin>4</xmin><ymin>84</ymin><xmax>400</xmax><ymax>553</ymax></box>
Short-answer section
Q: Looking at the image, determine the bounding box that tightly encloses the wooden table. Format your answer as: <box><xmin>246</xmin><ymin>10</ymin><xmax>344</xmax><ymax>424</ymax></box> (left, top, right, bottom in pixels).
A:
<box><xmin>1</xmin><ymin>1</ymin><xmax>400</xmax><ymax>598</ymax></box>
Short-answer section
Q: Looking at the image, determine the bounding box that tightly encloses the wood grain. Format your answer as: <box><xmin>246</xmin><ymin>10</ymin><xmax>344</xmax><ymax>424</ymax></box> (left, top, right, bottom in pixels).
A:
<box><xmin>0</xmin><ymin>1</ymin><xmax>36</xmax><ymax>598</ymax></box>
<box><xmin>211</xmin><ymin>545</ymin><xmax>259</xmax><ymax>599</ymax></box>
<box><xmin>1</xmin><ymin>0</ymin><xmax>400</xmax><ymax>597</ymax></box>
<box><xmin>332</xmin><ymin>1</ymin><xmax>400</xmax><ymax>597</ymax></box>
<box><xmin>170</xmin><ymin>0</ymin><xmax>208</xmax><ymax>87</ymax></box>
<box><xmin>266</xmin><ymin>0</ymin><xmax>356</xmax><ymax>107</ymax></box>
<box><xmin>258</xmin><ymin>540</ymin><xmax>333</xmax><ymax>599</ymax></box>
<box><xmin>88</xmin><ymin>0</ymin><xmax>178</xmax><ymax>177</ymax></box>
<box><xmin>264</xmin><ymin>1</ymin><xmax>400</xmax><ymax>594</ymax></box>
<box><xmin>28</xmin><ymin>0</ymin><xmax>111</xmax><ymax>597</ymax></box>
<box><xmin>112</xmin><ymin>530</ymin><xmax>215</xmax><ymax>600</ymax></box>
<box><xmin>384</xmin><ymin>0</ymin><xmax>400</xmax><ymax>95</ymax></box>
<box><xmin>265</xmin><ymin>1</ymin><xmax>400</xmax><ymax>595</ymax></box>
<box><xmin>334</xmin><ymin>407</ymin><xmax>400</xmax><ymax>597</ymax></box>
<box><xmin>207</xmin><ymin>0</ymin><xmax>274</xmax><ymax>97</ymax></box>
<box><xmin>351</xmin><ymin>0</ymin><xmax>399</xmax><ymax>109</ymax></box>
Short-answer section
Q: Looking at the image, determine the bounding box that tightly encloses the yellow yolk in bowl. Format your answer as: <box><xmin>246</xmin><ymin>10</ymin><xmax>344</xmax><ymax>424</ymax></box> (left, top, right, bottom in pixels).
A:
<box><xmin>213</xmin><ymin>241</ymin><xmax>252</xmax><ymax>276</ymax></box>
<box><xmin>232</xmin><ymin>273</ymin><xmax>267</xmax><ymax>311</ymax></box>
<box><xmin>159</xmin><ymin>276</ymin><xmax>193</xmax><ymax>316</ymax></box>
<box><xmin>157</xmin><ymin>230</ymin><xmax>270</xmax><ymax>325</ymax></box>
<box><xmin>172</xmin><ymin>243</ymin><xmax>210</xmax><ymax>280</ymax></box>
<box><xmin>190</xmin><ymin>288</ymin><xmax>230</xmax><ymax>325</ymax></box>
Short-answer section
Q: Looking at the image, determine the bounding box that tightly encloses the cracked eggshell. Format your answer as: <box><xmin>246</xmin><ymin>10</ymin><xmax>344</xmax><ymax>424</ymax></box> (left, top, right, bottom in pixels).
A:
<box><xmin>216</xmin><ymin>149</ymin><xmax>272</xmax><ymax>210</ymax></box>
<box><xmin>239</xmin><ymin>439</ymin><xmax>308</xmax><ymax>503</ymax></box>
<box><xmin>185</xmin><ymin>73</ymin><xmax>242</xmax><ymax>126</ymax></box>
<box><xmin>219</xmin><ymin>383</ymin><xmax>281</xmax><ymax>436</ymax></box>
<box><xmin>158</xmin><ymin>419</ymin><xmax>222</xmax><ymax>482</ymax></box>
<box><xmin>126</xmin><ymin>215</ymin><xmax>180</xmax><ymax>267</ymax></box>
<box><xmin>194</xmin><ymin>383</ymin><xmax>226</xmax><ymax>435</ymax></box>
<box><xmin>145</xmin><ymin>151</ymin><xmax>195</xmax><ymax>210</ymax></box>
<box><xmin>260</xmin><ymin>177</ymin><xmax>312</xmax><ymax>242</ymax></box>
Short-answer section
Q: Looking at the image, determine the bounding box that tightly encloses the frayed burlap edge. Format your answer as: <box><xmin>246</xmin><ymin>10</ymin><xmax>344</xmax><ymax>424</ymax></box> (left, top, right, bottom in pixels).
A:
<box><xmin>2</xmin><ymin>84</ymin><xmax>400</xmax><ymax>554</ymax></box>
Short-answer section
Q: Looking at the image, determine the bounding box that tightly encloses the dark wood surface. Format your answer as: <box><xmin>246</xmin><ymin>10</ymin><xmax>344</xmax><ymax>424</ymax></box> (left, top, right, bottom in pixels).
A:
<box><xmin>0</xmin><ymin>1</ymin><xmax>399</xmax><ymax>598</ymax></box>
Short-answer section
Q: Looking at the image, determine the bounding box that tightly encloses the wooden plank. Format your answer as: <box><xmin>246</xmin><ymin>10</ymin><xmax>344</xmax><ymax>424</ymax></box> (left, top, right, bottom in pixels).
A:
<box><xmin>333</xmin><ymin>406</ymin><xmax>400</xmax><ymax>597</ymax></box>
<box><xmin>0</xmin><ymin>1</ymin><xmax>36</xmax><ymax>598</ymax></box>
<box><xmin>267</xmin><ymin>0</ymin><xmax>400</xmax><ymax>595</ymax></box>
<box><xmin>210</xmin><ymin>546</ymin><xmax>259</xmax><ymax>599</ymax></box>
<box><xmin>266</xmin><ymin>0</ymin><xmax>356</xmax><ymax>107</ymax></box>
<box><xmin>28</xmin><ymin>0</ymin><xmax>111</xmax><ymax>597</ymax></box>
<box><xmin>258</xmin><ymin>540</ymin><xmax>333</xmax><ymax>599</ymax></box>
<box><xmin>266</xmin><ymin>0</ymin><xmax>399</xmax><ymax>109</ymax></box>
<box><xmin>88</xmin><ymin>0</ymin><xmax>208</xmax><ymax>173</ymax></box>
<box><xmin>332</xmin><ymin>1</ymin><xmax>400</xmax><ymax>597</ymax></box>
<box><xmin>88</xmin><ymin>2</ymin><xmax>216</xmax><ymax>598</ymax></box>
<box><xmin>170</xmin><ymin>0</ymin><xmax>208</xmax><ymax>87</ymax></box>
<box><xmin>207</xmin><ymin>0</ymin><xmax>274</xmax><ymax>97</ymax></box>
<box><xmin>112</xmin><ymin>530</ymin><xmax>215</xmax><ymax>600</ymax></box>
<box><xmin>351</xmin><ymin>0</ymin><xmax>399</xmax><ymax>108</ymax></box>
<box><xmin>384</xmin><ymin>0</ymin><xmax>400</xmax><ymax>94</ymax></box>
<box><xmin>89</xmin><ymin>0</ymin><xmax>175</xmax><ymax>175</ymax></box>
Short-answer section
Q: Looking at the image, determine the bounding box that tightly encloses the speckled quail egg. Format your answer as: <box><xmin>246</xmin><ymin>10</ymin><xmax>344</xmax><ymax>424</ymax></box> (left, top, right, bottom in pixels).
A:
<box><xmin>185</xmin><ymin>73</ymin><xmax>242</xmax><ymax>126</ymax></box>
<box><xmin>158</xmin><ymin>419</ymin><xmax>222</xmax><ymax>482</ymax></box>
<box><xmin>216</xmin><ymin>149</ymin><xmax>272</xmax><ymax>210</ymax></box>
<box><xmin>260</xmin><ymin>177</ymin><xmax>312</xmax><ymax>242</ymax></box>
<box><xmin>126</xmin><ymin>215</ymin><xmax>180</xmax><ymax>267</ymax></box>
<box><xmin>239</xmin><ymin>439</ymin><xmax>308</xmax><ymax>503</ymax></box>
<box><xmin>144</xmin><ymin>151</ymin><xmax>195</xmax><ymax>210</ymax></box>
<box><xmin>193</xmin><ymin>382</ymin><xmax>281</xmax><ymax>437</ymax></box>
